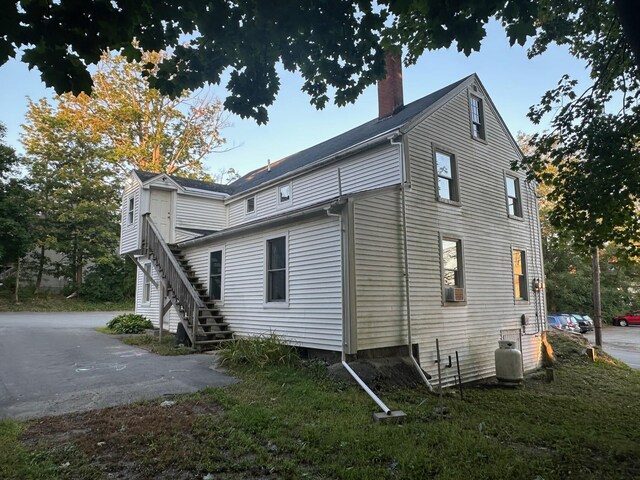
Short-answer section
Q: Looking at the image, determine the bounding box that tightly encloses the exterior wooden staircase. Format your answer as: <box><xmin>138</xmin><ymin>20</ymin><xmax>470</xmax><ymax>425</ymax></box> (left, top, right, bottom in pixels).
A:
<box><xmin>140</xmin><ymin>214</ymin><xmax>233</xmax><ymax>350</ymax></box>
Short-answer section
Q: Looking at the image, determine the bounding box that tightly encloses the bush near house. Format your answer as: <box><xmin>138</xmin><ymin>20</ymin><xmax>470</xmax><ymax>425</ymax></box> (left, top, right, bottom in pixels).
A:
<box><xmin>106</xmin><ymin>313</ymin><xmax>152</xmax><ymax>334</ymax></box>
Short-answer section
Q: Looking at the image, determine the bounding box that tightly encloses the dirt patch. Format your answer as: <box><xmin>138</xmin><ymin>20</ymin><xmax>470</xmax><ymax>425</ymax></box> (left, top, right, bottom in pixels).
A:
<box><xmin>327</xmin><ymin>356</ymin><xmax>430</xmax><ymax>390</ymax></box>
<box><xmin>21</xmin><ymin>398</ymin><xmax>223</xmax><ymax>479</ymax></box>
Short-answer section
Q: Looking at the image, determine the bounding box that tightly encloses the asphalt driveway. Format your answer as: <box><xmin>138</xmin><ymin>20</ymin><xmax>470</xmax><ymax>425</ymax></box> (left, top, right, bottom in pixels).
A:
<box><xmin>0</xmin><ymin>312</ymin><xmax>236</xmax><ymax>419</ymax></box>
<box><xmin>585</xmin><ymin>325</ymin><xmax>640</xmax><ymax>369</ymax></box>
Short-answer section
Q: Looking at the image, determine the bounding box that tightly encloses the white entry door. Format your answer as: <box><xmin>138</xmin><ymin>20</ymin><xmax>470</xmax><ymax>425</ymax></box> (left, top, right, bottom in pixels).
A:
<box><xmin>149</xmin><ymin>189</ymin><xmax>173</xmax><ymax>242</ymax></box>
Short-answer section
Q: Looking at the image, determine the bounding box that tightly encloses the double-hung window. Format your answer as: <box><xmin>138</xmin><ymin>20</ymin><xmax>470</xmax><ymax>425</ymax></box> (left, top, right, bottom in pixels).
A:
<box><xmin>505</xmin><ymin>176</ymin><xmax>523</xmax><ymax>218</ymax></box>
<box><xmin>246</xmin><ymin>196</ymin><xmax>255</xmax><ymax>215</ymax></box>
<box><xmin>266</xmin><ymin>236</ymin><xmax>287</xmax><ymax>302</ymax></box>
<box><xmin>435</xmin><ymin>150</ymin><xmax>459</xmax><ymax>202</ymax></box>
<box><xmin>512</xmin><ymin>249</ymin><xmax>528</xmax><ymax>300</ymax></box>
<box><xmin>209</xmin><ymin>250</ymin><xmax>223</xmax><ymax>301</ymax></box>
<box><xmin>442</xmin><ymin>238</ymin><xmax>465</xmax><ymax>302</ymax></box>
<box><xmin>470</xmin><ymin>95</ymin><xmax>485</xmax><ymax>140</ymax></box>
<box><xmin>128</xmin><ymin>197</ymin><xmax>135</xmax><ymax>224</ymax></box>
<box><xmin>142</xmin><ymin>262</ymin><xmax>152</xmax><ymax>303</ymax></box>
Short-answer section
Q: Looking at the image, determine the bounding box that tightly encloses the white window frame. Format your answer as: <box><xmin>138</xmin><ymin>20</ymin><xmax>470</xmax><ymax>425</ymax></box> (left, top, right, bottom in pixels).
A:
<box><xmin>439</xmin><ymin>234</ymin><xmax>466</xmax><ymax>306</ymax></box>
<box><xmin>142</xmin><ymin>262</ymin><xmax>152</xmax><ymax>304</ymax></box>
<box><xmin>504</xmin><ymin>173</ymin><xmax>523</xmax><ymax>219</ymax></box>
<box><xmin>246</xmin><ymin>196</ymin><xmax>256</xmax><ymax>216</ymax></box>
<box><xmin>468</xmin><ymin>91</ymin><xmax>487</xmax><ymax>142</ymax></box>
<box><xmin>511</xmin><ymin>247</ymin><xmax>529</xmax><ymax>303</ymax></box>
<box><xmin>276</xmin><ymin>182</ymin><xmax>292</xmax><ymax>209</ymax></box>
<box><xmin>127</xmin><ymin>196</ymin><xmax>135</xmax><ymax>224</ymax></box>
<box><xmin>264</xmin><ymin>232</ymin><xmax>289</xmax><ymax>306</ymax></box>
<box><xmin>432</xmin><ymin>145</ymin><xmax>460</xmax><ymax>204</ymax></box>
<box><xmin>208</xmin><ymin>246</ymin><xmax>225</xmax><ymax>304</ymax></box>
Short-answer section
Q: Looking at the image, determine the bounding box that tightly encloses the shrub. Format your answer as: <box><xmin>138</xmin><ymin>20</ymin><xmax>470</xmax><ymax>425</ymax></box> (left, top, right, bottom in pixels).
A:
<box><xmin>107</xmin><ymin>313</ymin><xmax>152</xmax><ymax>334</ymax></box>
<box><xmin>80</xmin><ymin>257</ymin><xmax>136</xmax><ymax>302</ymax></box>
<box><xmin>218</xmin><ymin>333</ymin><xmax>299</xmax><ymax>368</ymax></box>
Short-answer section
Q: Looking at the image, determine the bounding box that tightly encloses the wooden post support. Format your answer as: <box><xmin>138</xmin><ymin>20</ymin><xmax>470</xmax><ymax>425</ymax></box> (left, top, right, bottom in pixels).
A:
<box><xmin>158</xmin><ymin>282</ymin><xmax>165</xmax><ymax>343</ymax></box>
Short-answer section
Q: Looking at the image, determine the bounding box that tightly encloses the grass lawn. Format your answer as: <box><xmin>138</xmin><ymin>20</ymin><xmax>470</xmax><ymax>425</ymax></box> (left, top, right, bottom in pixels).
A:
<box><xmin>0</xmin><ymin>290</ymin><xmax>134</xmax><ymax>312</ymax></box>
<box><xmin>121</xmin><ymin>333</ymin><xmax>196</xmax><ymax>356</ymax></box>
<box><xmin>1</xmin><ymin>332</ymin><xmax>640</xmax><ymax>479</ymax></box>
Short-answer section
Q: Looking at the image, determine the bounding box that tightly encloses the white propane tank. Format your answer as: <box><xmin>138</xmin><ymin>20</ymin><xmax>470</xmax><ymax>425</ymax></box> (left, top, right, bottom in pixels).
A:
<box><xmin>495</xmin><ymin>340</ymin><xmax>523</xmax><ymax>383</ymax></box>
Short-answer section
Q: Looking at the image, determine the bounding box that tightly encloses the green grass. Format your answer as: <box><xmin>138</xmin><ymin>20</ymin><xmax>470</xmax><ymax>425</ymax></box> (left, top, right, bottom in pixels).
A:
<box><xmin>2</xmin><ymin>331</ymin><xmax>640</xmax><ymax>479</ymax></box>
<box><xmin>0</xmin><ymin>290</ymin><xmax>134</xmax><ymax>312</ymax></box>
<box><xmin>95</xmin><ymin>326</ymin><xmax>116</xmax><ymax>334</ymax></box>
<box><xmin>121</xmin><ymin>333</ymin><xmax>196</xmax><ymax>356</ymax></box>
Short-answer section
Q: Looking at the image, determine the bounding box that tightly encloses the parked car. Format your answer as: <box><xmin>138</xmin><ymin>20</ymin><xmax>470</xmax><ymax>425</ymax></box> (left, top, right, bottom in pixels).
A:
<box><xmin>569</xmin><ymin>313</ymin><xmax>594</xmax><ymax>333</ymax></box>
<box><xmin>612</xmin><ymin>310</ymin><xmax>640</xmax><ymax>327</ymax></box>
<box><xmin>548</xmin><ymin>314</ymin><xmax>581</xmax><ymax>333</ymax></box>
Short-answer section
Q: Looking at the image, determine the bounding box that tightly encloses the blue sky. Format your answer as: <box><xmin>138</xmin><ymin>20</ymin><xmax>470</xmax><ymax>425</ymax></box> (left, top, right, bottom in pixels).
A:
<box><xmin>0</xmin><ymin>21</ymin><xmax>589</xmax><ymax>178</ymax></box>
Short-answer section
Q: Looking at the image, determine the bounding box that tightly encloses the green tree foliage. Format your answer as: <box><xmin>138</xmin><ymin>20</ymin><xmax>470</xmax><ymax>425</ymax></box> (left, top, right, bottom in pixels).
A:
<box><xmin>2</xmin><ymin>1</ymin><xmax>638</xmax><ymax>123</ymax></box>
<box><xmin>544</xmin><ymin>236</ymin><xmax>639</xmax><ymax>320</ymax></box>
<box><xmin>80</xmin><ymin>256</ymin><xmax>136</xmax><ymax>302</ymax></box>
<box><xmin>58</xmin><ymin>49</ymin><xmax>228</xmax><ymax>177</ymax></box>
<box><xmin>0</xmin><ymin>123</ymin><xmax>32</xmax><ymax>265</ymax></box>
<box><xmin>21</xmin><ymin>101</ymin><xmax>120</xmax><ymax>291</ymax></box>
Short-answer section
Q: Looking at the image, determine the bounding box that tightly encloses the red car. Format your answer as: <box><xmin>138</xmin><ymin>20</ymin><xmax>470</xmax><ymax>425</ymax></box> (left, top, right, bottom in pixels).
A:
<box><xmin>612</xmin><ymin>310</ymin><xmax>640</xmax><ymax>327</ymax></box>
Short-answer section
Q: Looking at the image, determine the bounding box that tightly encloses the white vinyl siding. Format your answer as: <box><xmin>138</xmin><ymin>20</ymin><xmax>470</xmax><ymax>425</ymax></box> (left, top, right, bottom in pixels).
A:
<box><xmin>353</xmin><ymin>190</ymin><xmax>406</xmax><ymax>350</ymax></box>
<box><xmin>180</xmin><ymin>216</ymin><xmax>343</xmax><ymax>350</ymax></box>
<box><xmin>402</xmin><ymin>85</ymin><xmax>544</xmax><ymax>386</ymax></box>
<box><xmin>175</xmin><ymin>195</ymin><xmax>226</xmax><ymax>231</ymax></box>
<box><xmin>227</xmin><ymin>144</ymin><xmax>401</xmax><ymax>227</ymax></box>
<box><xmin>119</xmin><ymin>179</ymin><xmax>142</xmax><ymax>255</ymax></box>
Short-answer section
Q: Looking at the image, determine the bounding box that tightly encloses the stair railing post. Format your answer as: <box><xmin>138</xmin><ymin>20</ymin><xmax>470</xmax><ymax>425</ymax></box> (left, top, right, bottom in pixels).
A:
<box><xmin>192</xmin><ymin>304</ymin><xmax>198</xmax><ymax>347</ymax></box>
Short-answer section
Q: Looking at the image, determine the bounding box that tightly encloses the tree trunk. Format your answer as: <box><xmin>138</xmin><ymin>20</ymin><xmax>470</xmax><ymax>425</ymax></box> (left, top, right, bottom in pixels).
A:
<box><xmin>14</xmin><ymin>258</ymin><xmax>21</xmax><ymax>304</ymax></box>
<box><xmin>592</xmin><ymin>247</ymin><xmax>603</xmax><ymax>347</ymax></box>
<box><xmin>614</xmin><ymin>0</ymin><xmax>640</xmax><ymax>69</ymax></box>
<box><xmin>34</xmin><ymin>244</ymin><xmax>46</xmax><ymax>294</ymax></box>
<box><xmin>76</xmin><ymin>253</ymin><xmax>83</xmax><ymax>291</ymax></box>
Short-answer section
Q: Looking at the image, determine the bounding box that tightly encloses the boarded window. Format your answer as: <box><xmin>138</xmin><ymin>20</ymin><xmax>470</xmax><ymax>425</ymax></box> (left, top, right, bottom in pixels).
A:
<box><xmin>505</xmin><ymin>176</ymin><xmax>522</xmax><ymax>217</ymax></box>
<box><xmin>209</xmin><ymin>250</ymin><xmax>222</xmax><ymax>300</ymax></box>
<box><xmin>267</xmin><ymin>236</ymin><xmax>286</xmax><ymax>302</ymax></box>
<box><xmin>470</xmin><ymin>95</ymin><xmax>485</xmax><ymax>140</ymax></box>
<box><xmin>513</xmin><ymin>250</ymin><xmax>527</xmax><ymax>300</ymax></box>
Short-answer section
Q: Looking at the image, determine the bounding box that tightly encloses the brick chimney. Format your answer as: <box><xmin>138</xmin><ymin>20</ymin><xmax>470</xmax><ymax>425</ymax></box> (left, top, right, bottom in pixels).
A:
<box><xmin>377</xmin><ymin>52</ymin><xmax>404</xmax><ymax>119</ymax></box>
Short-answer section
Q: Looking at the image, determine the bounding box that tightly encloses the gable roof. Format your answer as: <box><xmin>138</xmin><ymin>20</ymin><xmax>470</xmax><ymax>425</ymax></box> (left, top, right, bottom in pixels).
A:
<box><xmin>134</xmin><ymin>170</ymin><xmax>231</xmax><ymax>194</ymax></box>
<box><xmin>134</xmin><ymin>74</ymin><xmax>474</xmax><ymax>197</ymax></box>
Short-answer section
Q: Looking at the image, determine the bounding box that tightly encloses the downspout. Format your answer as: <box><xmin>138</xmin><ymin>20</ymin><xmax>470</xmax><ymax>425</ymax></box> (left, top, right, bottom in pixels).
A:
<box><xmin>391</xmin><ymin>136</ymin><xmax>434</xmax><ymax>391</ymax></box>
<box><xmin>326</xmin><ymin>202</ymin><xmax>393</xmax><ymax>415</ymax></box>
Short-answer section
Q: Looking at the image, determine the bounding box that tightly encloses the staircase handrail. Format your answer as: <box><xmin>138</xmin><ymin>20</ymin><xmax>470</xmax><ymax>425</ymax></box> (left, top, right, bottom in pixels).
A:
<box><xmin>141</xmin><ymin>214</ymin><xmax>205</xmax><ymax>320</ymax></box>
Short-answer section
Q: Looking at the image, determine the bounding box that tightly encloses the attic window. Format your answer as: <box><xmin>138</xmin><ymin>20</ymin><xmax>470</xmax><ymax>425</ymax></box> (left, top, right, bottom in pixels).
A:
<box><xmin>127</xmin><ymin>197</ymin><xmax>134</xmax><ymax>224</ymax></box>
<box><xmin>470</xmin><ymin>95</ymin><xmax>485</xmax><ymax>140</ymax></box>
<box><xmin>246</xmin><ymin>196</ymin><xmax>255</xmax><ymax>214</ymax></box>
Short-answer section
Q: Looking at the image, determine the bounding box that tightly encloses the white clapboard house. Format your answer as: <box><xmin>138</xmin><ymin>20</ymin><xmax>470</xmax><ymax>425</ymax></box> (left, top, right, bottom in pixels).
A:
<box><xmin>120</xmin><ymin>59</ymin><xmax>546</xmax><ymax>386</ymax></box>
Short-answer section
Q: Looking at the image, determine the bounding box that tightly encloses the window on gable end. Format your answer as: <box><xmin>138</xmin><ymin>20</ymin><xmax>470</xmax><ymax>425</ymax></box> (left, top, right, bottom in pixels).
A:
<box><xmin>441</xmin><ymin>237</ymin><xmax>465</xmax><ymax>303</ymax></box>
<box><xmin>470</xmin><ymin>95</ymin><xmax>485</xmax><ymax>140</ymax></box>
<box><xmin>505</xmin><ymin>176</ymin><xmax>523</xmax><ymax>218</ymax></box>
<box><xmin>435</xmin><ymin>150</ymin><xmax>459</xmax><ymax>203</ymax></box>
<box><xmin>128</xmin><ymin>197</ymin><xmax>135</xmax><ymax>224</ymax></box>
<box><xmin>512</xmin><ymin>249</ymin><xmax>528</xmax><ymax>301</ymax></box>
